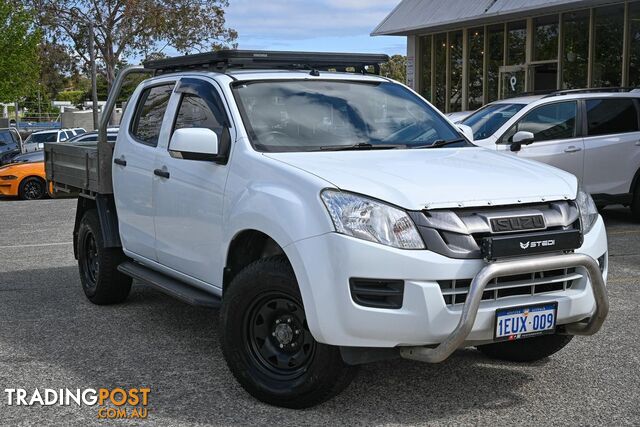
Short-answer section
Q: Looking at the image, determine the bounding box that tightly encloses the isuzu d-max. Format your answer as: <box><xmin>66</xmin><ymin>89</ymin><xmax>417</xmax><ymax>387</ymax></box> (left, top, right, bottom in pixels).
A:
<box><xmin>45</xmin><ymin>51</ymin><xmax>609</xmax><ymax>409</ymax></box>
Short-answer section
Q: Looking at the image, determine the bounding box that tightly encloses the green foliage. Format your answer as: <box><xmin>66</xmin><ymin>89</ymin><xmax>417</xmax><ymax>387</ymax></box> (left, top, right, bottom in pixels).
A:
<box><xmin>57</xmin><ymin>90</ymin><xmax>86</xmax><ymax>106</ymax></box>
<box><xmin>36</xmin><ymin>0</ymin><xmax>237</xmax><ymax>86</ymax></box>
<box><xmin>381</xmin><ymin>55</ymin><xmax>407</xmax><ymax>83</ymax></box>
<box><xmin>0</xmin><ymin>1</ymin><xmax>41</xmax><ymax>102</ymax></box>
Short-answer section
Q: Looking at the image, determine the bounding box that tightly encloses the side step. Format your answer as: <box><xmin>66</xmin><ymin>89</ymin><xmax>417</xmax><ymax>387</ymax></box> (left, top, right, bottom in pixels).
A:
<box><xmin>118</xmin><ymin>261</ymin><xmax>221</xmax><ymax>308</ymax></box>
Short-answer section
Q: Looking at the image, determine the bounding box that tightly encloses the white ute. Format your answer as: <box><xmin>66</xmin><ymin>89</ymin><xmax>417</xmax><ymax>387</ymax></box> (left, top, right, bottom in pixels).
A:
<box><xmin>44</xmin><ymin>51</ymin><xmax>609</xmax><ymax>409</ymax></box>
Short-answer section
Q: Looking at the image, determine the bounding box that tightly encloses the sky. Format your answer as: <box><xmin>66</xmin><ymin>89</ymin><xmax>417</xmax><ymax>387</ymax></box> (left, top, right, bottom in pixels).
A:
<box><xmin>223</xmin><ymin>0</ymin><xmax>405</xmax><ymax>55</ymax></box>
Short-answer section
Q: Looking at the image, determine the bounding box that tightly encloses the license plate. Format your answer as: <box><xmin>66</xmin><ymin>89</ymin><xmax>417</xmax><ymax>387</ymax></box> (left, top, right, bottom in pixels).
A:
<box><xmin>494</xmin><ymin>302</ymin><xmax>557</xmax><ymax>341</ymax></box>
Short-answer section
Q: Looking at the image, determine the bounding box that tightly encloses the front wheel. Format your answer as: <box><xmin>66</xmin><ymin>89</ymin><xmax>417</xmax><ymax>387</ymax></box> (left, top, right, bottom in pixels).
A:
<box><xmin>477</xmin><ymin>334</ymin><xmax>573</xmax><ymax>362</ymax></box>
<box><xmin>77</xmin><ymin>209</ymin><xmax>132</xmax><ymax>305</ymax></box>
<box><xmin>220</xmin><ymin>256</ymin><xmax>356</xmax><ymax>408</ymax></box>
<box><xmin>19</xmin><ymin>177</ymin><xmax>46</xmax><ymax>200</ymax></box>
<box><xmin>632</xmin><ymin>180</ymin><xmax>640</xmax><ymax>222</ymax></box>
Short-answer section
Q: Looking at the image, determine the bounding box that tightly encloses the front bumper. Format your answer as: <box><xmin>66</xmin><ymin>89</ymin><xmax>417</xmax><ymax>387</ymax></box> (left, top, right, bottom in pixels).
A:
<box><xmin>0</xmin><ymin>181</ymin><xmax>18</xmax><ymax>196</ymax></box>
<box><xmin>285</xmin><ymin>215</ymin><xmax>608</xmax><ymax>349</ymax></box>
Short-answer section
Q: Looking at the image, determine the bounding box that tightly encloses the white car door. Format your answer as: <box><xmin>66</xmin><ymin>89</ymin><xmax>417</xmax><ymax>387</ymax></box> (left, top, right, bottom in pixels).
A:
<box><xmin>152</xmin><ymin>77</ymin><xmax>233</xmax><ymax>287</ymax></box>
<box><xmin>112</xmin><ymin>80</ymin><xmax>176</xmax><ymax>261</ymax></box>
<box><xmin>497</xmin><ymin>101</ymin><xmax>584</xmax><ymax>180</ymax></box>
<box><xmin>581</xmin><ymin>98</ymin><xmax>640</xmax><ymax>196</ymax></box>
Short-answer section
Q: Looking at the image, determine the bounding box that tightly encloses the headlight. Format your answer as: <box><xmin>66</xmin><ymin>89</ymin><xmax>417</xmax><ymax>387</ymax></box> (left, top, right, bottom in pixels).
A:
<box><xmin>320</xmin><ymin>189</ymin><xmax>425</xmax><ymax>249</ymax></box>
<box><xmin>576</xmin><ymin>187</ymin><xmax>598</xmax><ymax>233</ymax></box>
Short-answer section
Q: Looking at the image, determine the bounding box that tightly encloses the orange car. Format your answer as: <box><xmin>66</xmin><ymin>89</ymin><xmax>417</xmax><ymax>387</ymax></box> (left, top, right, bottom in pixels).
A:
<box><xmin>0</xmin><ymin>151</ymin><xmax>48</xmax><ymax>200</ymax></box>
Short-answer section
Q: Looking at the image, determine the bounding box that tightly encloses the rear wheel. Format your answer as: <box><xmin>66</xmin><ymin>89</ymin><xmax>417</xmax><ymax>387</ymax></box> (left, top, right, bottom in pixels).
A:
<box><xmin>18</xmin><ymin>177</ymin><xmax>45</xmax><ymax>200</ymax></box>
<box><xmin>477</xmin><ymin>334</ymin><xmax>573</xmax><ymax>362</ymax></box>
<box><xmin>77</xmin><ymin>209</ymin><xmax>131</xmax><ymax>305</ymax></box>
<box><xmin>220</xmin><ymin>256</ymin><xmax>356</xmax><ymax>408</ymax></box>
<box><xmin>632</xmin><ymin>180</ymin><xmax>640</xmax><ymax>222</ymax></box>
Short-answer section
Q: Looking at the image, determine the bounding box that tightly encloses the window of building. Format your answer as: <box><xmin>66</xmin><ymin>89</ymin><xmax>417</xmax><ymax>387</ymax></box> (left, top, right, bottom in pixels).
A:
<box><xmin>449</xmin><ymin>31</ymin><xmax>463</xmax><ymax>112</ymax></box>
<box><xmin>628</xmin><ymin>3</ymin><xmax>640</xmax><ymax>87</ymax></box>
<box><xmin>434</xmin><ymin>33</ymin><xmax>447</xmax><ymax>111</ymax></box>
<box><xmin>592</xmin><ymin>5</ymin><xmax>624</xmax><ymax>87</ymax></box>
<box><xmin>561</xmin><ymin>10</ymin><xmax>589</xmax><ymax>89</ymax></box>
<box><xmin>502</xmin><ymin>101</ymin><xmax>577</xmax><ymax>143</ymax></box>
<box><xmin>467</xmin><ymin>27</ymin><xmax>484</xmax><ymax>110</ymax></box>
<box><xmin>533</xmin><ymin>15</ymin><xmax>559</xmax><ymax>62</ymax></box>
<box><xmin>130</xmin><ymin>84</ymin><xmax>175</xmax><ymax>146</ymax></box>
<box><xmin>419</xmin><ymin>35</ymin><xmax>432</xmax><ymax>102</ymax></box>
<box><xmin>586</xmin><ymin>99</ymin><xmax>639</xmax><ymax>136</ymax></box>
<box><xmin>507</xmin><ymin>21</ymin><xmax>526</xmax><ymax>65</ymax></box>
<box><xmin>487</xmin><ymin>24</ymin><xmax>504</xmax><ymax>102</ymax></box>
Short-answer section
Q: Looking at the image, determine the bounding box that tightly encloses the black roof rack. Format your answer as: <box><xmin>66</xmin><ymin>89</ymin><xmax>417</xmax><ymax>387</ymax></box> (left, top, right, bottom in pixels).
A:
<box><xmin>143</xmin><ymin>50</ymin><xmax>390</xmax><ymax>75</ymax></box>
<box><xmin>543</xmin><ymin>87</ymin><xmax>640</xmax><ymax>97</ymax></box>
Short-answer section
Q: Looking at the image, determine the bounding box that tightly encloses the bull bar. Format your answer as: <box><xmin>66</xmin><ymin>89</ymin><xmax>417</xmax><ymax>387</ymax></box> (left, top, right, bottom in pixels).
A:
<box><xmin>400</xmin><ymin>253</ymin><xmax>609</xmax><ymax>363</ymax></box>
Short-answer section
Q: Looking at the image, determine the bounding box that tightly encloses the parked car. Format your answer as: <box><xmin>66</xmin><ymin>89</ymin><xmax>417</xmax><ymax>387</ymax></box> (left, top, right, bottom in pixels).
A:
<box><xmin>67</xmin><ymin>130</ymin><xmax>118</xmax><ymax>143</ymax></box>
<box><xmin>0</xmin><ymin>150</ymin><xmax>47</xmax><ymax>199</ymax></box>
<box><xmin>0</xmin><ymin>128</ymin><xmax>22</xmax><ymax>165</ymax></box>
<box><xmin>45</xmin><ymin>51</ymin><xmax>608</xmax><ymax>409</ymax></box>
<box><xmin>460</xmin><ymin>89</ymin><xmax>640</xmax><ymax>219</ymax></box>
<box><xmin>23</xmin><ymin>129</ymin><xmax>71</xmax><ymax>153</ymax></box>
<box><xmin>446</xmin><ymin>110</ymin><xmax>474</xmax><ymax>123</ymax></box>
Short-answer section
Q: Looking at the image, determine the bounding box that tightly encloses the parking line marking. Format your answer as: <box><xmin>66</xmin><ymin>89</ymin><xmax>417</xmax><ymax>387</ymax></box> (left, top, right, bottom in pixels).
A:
<box><xmin>0</xmin><ymin>242</ymin><xmax>73</xmax><ymax>249</ymax></box>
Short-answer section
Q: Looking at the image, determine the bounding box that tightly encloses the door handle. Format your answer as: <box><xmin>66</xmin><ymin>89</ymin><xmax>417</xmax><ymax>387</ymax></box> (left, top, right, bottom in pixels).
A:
<box><xmin>635</xmin><ymin>141</ymin><xmax>640</xmax><ymax>146</ymax></box>
<box><xmin>564</xmin><ymin>146</ymin><xmax>582</xmax><ymax>153</ymax></box>
<box><xmin>113</xmin><ymin>157</ymin><xmax>127</xmax><ymax>166</ymax></box>
<box><xmin>153</xmin><ymin>168</ymin><xmax>170</xmax><ymax>179</ymax></box>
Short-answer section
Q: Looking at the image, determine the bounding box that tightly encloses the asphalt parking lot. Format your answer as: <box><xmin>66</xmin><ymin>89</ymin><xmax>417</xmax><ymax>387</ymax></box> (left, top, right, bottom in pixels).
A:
<box><xmin>1</xmin><ymin>197</ymin><xmax>639</xmax><ymax>426</ymax></box>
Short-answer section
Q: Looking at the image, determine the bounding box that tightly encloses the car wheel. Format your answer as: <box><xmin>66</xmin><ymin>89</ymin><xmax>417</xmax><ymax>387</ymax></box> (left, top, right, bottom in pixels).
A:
<box><xmin>220</xmin><ymin>256</ymin><xmax>357</xmax><ymax>408</ymax></box>
<box><xmin>476</xmin><ymin>334</ymin><xmax>573</xmax><ymax>362</ymax></box>
<box><xmin>18</xmin><ymin>177</ymin><xmax>46</xmax><ymax>200</ymax></box>
<box><xmin>77</xmin><ymin>209</ymin><xmax>132</xmax><ymax>305</ymax></box>
<box><xmin>632</xmin><ymin>180</ymin><xmax>640</xmax><ymax>222</ymax></box>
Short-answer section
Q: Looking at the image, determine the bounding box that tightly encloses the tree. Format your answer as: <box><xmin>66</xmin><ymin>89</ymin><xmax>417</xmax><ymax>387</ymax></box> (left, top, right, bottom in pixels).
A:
<box><xmin>0</xmin><ymin>1</ymin><xmax>40</xmax><ymax>104</ymax></box>
<box><xmin>38</xmin><ymin>40</ymin><xmax>77</xmax><ymax>100</ymax></box>
<box><xmin>34</xmin><ymin>0</ymin><xmax>237</xmax><ymax>88</ymax></box>
<box><xmin>381</xmin><ymin>55</ymin><xmax>407</xmax><ymax>84</ymax></box>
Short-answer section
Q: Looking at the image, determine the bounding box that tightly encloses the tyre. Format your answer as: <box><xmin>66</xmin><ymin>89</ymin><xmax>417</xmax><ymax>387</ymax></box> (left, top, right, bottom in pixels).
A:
<box><xmin>18</xmin><ymin>177</ymin><xmax>46</xmax><ymax>200</ymax></box>
<box><xmin>476</xmin><ymin>334</ymin><xmax>573</xmax><ymax>362</ymax></box>
<box><xmin>632</xmin><ymin>180</ymin><xmax>640</xmax><ymax>222</ymax></box>
<box><xmin>220</xmin><ymin>256</ymin><xmax>356</xmax><ymax>408</ymax></box>
<box><xmin>77</xmin><ymin>209</ymin><xmax>132</xmax><ymax>305</ymax></box>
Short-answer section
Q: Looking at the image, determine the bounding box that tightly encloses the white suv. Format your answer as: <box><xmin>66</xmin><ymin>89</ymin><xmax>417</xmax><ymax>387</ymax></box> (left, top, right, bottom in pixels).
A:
<box><xmin>23</xmin><ymin>129</ymin><xmax>71</xmax><ymax>152</ymax></box>
<box><xmin>461</xmin><ymin>90</ymin><xmax>640</xmax><ymax>219</ymax></box>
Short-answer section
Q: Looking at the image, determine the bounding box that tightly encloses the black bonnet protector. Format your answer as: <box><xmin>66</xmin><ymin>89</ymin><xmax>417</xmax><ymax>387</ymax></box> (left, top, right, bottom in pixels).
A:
<box><xmin>481</xmin><ymin>229</ymin><xmax>583</xmax><ymax>260</ymax></box>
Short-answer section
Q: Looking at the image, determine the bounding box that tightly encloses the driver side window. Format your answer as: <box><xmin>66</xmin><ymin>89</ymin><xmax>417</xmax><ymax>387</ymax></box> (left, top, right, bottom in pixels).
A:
<box><xmin>501</xmin><ymin>101</ymin><xmax>577</xmax><ymax>144</ymax></box>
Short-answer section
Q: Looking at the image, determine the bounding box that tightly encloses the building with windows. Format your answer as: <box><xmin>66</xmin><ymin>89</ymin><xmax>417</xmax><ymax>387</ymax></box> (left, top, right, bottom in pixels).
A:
<box><xmin>372</xmin><ymin>0</ymin><xmax>640</xmax><ymax>112</ymax></box>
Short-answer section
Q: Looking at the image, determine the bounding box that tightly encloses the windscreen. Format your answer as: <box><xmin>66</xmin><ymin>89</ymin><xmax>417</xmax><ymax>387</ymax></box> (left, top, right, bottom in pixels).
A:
<box><xmin>462</xmin><ymin>103</ymin><xmax>525</xmax><ymax>140</ymax></box>
<box><xmin>233</xmin><ymin>80</ymin><xmax>463</xmax><ymax>152</ymax></box>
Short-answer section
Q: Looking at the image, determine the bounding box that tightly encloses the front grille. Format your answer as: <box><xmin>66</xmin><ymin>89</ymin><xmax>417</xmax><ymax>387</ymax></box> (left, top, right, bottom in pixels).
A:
<box><xmin>438</xmin><ymin>267</ymin><xmax>581</xmax><ymax>306</ymax></box>
<box><xmin>408</xmin><ymin>201</ymin><xmax>581</xmax><ymax>259</ymax></box>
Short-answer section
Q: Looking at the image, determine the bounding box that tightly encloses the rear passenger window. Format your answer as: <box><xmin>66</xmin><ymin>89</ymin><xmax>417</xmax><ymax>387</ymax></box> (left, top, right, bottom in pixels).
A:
<box><xmin>130</xmin><ymin>84</ymin><xmax>175</xmax><ymax>146</ymax></box>
<box><xmin>586</xmin><ymin>99</ymin><xmax>639</xmax><ymax>136</ymax></box>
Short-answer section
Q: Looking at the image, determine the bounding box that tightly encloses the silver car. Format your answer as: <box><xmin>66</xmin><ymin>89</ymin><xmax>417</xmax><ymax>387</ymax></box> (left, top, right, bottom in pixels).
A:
<box><xmin>461</xmin><ymin>90</ymin><xmax>640</xmax><ymax>219</ymax></box>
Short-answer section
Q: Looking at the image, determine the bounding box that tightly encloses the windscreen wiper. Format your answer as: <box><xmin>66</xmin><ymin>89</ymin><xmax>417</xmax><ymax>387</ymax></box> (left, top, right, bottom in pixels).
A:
<box><xmin>413</xmin><ymin>138</ymin><xmax>467</xmax><ymax>149</ymax></box>
<box><xmin>319</xmin><ymin>142</ymin><xmax>406</xmax><ymax>151</ymax></box>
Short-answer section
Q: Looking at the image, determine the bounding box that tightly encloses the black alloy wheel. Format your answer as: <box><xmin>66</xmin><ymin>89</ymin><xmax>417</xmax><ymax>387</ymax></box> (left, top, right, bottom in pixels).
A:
<box><xmin>19</xmin><ymin>177</ymin><xmax>45</xmax><ymax>200</ymax></box>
